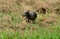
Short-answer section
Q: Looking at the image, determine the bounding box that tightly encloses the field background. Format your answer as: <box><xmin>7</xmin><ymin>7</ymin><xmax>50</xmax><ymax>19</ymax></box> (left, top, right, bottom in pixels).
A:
<box><xmin>0</xmin><ymin>0</ymin><xmax>60</xmax><ymax>39</ymax></box>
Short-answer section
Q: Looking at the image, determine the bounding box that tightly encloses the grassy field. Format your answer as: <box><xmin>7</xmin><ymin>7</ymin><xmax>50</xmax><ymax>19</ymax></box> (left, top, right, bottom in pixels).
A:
<box><xmin>0</xmin><ymin>0</ymin><xmax>60</xmax><ymax>39</ymax></box>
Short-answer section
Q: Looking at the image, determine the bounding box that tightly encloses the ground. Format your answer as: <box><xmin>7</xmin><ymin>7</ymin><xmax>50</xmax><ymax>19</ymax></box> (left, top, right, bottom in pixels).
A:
<box><xmin>0</xmin><ymin>0</ymin><xmax>60</xmax><ymax>39</ymax></box>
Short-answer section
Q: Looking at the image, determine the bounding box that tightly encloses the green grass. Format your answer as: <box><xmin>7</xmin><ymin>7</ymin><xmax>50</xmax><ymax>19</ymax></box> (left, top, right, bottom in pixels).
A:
<box><xmin>0</xmin><ymin>25</ymin><xmax>60</xmax><ymax>39</ymax></box>
<box><xmin>0</xmin><ymin>30</ymin><xmax>20</xmax><ymax>39</ymax></box>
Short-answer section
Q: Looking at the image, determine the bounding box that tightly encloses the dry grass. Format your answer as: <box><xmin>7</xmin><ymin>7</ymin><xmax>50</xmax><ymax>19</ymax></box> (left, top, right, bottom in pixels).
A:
<box><xmin>0</xmin><ymin>0</ymin><xmax>60</xmax><ymax>39</ymax></box>
<box><xmin>0</xmin><ymin>0</ymin><xmax>60</xmax><ymax>13</ymax></box>
<box><xmin>0</xmin><ymin>0</ymin><xmax>60</xmax><ymax>31</ymax></box>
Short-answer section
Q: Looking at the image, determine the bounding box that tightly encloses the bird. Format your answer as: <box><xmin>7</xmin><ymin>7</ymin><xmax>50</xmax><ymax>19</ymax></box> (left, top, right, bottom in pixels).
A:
<box><xmin>22</xmin><ymin>10</ymin><xmax>37</xmax><ymax>22</ymax></box>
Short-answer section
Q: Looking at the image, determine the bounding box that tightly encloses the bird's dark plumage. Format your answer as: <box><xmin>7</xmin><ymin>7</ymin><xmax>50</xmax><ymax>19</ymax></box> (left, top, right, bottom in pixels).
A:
<box><xmin>22</xmin><ymin>10</ymin><xmax>37</xmax><ymax>22</ymax></box>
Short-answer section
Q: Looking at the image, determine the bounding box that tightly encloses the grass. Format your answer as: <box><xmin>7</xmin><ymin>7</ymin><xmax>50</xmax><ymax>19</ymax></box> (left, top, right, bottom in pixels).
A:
<box><xmin>0</xmin><ymin>30</ymin><xmax>20</xmax><ymax>39</ymax></box>
<box><xmin>0</xmin><ymin>10</ymin><xmax>60</xmax><ymax>39</ymax></box>
<box><xmin>0</xmin><ymin>0</ymin><xmax>60</xmax><ymax>39</ymax></box>
<box><xmin>0</xmin><ymin>12</ymin><xmax>60</xmax><ymax>39</ymax></box>
<box><xmin>0</xmin><ymin>25</ymin><xmax>60</xmax><ymax>39</ymax></box>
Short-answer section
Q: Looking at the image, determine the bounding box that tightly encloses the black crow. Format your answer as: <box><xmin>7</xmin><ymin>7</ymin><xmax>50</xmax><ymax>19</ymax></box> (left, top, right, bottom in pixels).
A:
<box><xmin>22</xmin><ymin>10</ymin><xmax>37</xmax><ymax>22</ymax></box>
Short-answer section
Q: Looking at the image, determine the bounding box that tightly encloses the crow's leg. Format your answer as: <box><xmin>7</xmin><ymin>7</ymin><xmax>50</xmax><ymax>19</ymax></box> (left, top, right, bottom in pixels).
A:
<box><xmin>26</xmin><ymin>19</ymin><xmax>30</xmax><ymax>22</ymax></box>
<box><xmin>28</xmin><ymin>19</ymin><xmax>30</xmax><ymax>22</ymax></box>
<box><xmin>32</xmin><ymin>19</ymin><xmax>36</xmax><ymax>24</ymax></box>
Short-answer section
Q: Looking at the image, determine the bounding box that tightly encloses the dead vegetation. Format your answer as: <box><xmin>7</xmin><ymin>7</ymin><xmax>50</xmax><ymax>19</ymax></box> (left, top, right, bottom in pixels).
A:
<box><xmin>0</xmin><ymin>0</ymin><xmax>60</xmax><ymax>32</ymax></box>
<box><xmin>37</xmin><ymin>13</ymin><xmax>58</xmax><ymax>26</ymax></box>
<box><xmin>0</xmin><ymin>0</ymin><xmax>60</xmax><ymax>13</ymax></box>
